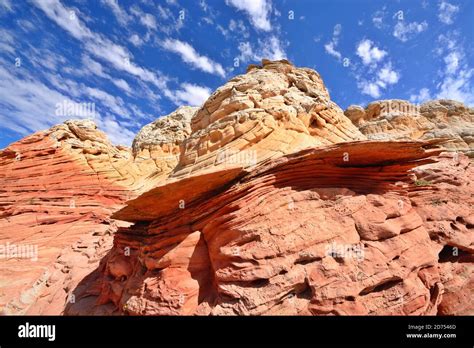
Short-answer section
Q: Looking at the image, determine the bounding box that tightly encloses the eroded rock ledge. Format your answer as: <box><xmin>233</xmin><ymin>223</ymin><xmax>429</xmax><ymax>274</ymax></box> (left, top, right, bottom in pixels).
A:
<box><xmin>66</xmin><ymin>139</ymin><xmax>472</xmax><ymax>315</ymax></box>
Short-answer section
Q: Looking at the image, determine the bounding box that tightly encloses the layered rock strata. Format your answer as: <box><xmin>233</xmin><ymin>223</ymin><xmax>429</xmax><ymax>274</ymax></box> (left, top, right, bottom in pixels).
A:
<box><xmin>171</xmin><ymin>59</ymin><xmax>365</xmax><ymax>179</ymax></box>
<box><xmin>66</xmin><ymin>139</ymin><xmax>472</xmax><ymax>315</ymax></box>
<box><xmin>1</xmin><ymin>59</ymin><xmax>472</xmax><ymax>316</ymax></box>
<box><xmin>345</xmin><ymin>99</ymin><xmax>474</xmax><ymax>156</ymax></box>
<box><xmin>132</xmin><ymin>106</ymin><xmax>198</xmax><ymax>188</ymax></box>
<box><xmin>0</xmin><ymin>117</ymin><xmax>191</xmax><ymax>314</ymax></box>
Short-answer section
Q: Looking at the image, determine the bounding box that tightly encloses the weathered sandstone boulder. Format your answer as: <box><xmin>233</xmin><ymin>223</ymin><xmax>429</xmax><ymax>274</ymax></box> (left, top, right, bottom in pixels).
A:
<box><xmin>345</xmin><ymin>99</ymin><xmax>474</xmax><ymax>156</ymax></box>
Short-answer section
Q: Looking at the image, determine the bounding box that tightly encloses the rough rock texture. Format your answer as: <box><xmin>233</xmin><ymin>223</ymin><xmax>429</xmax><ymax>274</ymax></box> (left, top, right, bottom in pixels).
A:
<box><xmin>0</xmin><ymin>118</ymin><xmax>189</xmax><ymax>314</ymax></box>
<box><xmin>345</xmin><ymin>99</ymin><xmax>474</xmax><ymax>156</ymax></box>
<box><xmin>1</xmin><ymin>60</ymin><xmax>473</xmax><ymax>316</ymax></box>
<box><xmin>132</xmin><ymin>106</ymin><xmax>197</xmax><ymax>186</ymax></box>
<box><xmin>66</xmin><ymin>138</ymin><xmax>473</xmax><ymax>316</ymax></box>
<box><xmin>171</xmin><ymin>59</ymin><xmax>364</xmax><ymax>179</ymax></box>
<box><xmin>409</xmin><ymin>152</ymin><xmax>474</xmax><ymax>315</ymax></box>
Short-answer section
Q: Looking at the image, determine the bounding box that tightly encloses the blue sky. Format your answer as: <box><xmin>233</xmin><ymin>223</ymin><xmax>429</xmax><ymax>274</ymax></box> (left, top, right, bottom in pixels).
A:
<box><xmin>0</xmin><ymin>0</ymin><xmax>473</xmax><ymax>148</ymax></box>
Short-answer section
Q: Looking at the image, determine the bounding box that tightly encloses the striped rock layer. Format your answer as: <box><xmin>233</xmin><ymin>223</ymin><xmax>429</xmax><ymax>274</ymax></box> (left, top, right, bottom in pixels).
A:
<box><xmin>66</xmin><ymin>140</ymin><xmax>473</xmax><ymax>315</ymax></box>
<box><xmin>344</xmin><ymin>99</ymin><xmax>474</xmax><ymax>157</ymax></box>
<box><xmin>1</xmin><ymin>60</ymin><xmax>472</xmax><ymax>316</ymax></box>
<box><xmin>0</xmin><ymin>118</ymin><xmax>188</xmax><ymax>314</ymax></box>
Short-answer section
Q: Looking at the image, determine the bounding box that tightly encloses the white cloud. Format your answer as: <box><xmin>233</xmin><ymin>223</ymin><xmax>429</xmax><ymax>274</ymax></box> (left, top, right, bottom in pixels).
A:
<box><xmin>434</xmin><ymin>33</ymin><xmax>474</xmax><ymax>105</ymax></box>
<box><xmin>0</xmin><ymin>65</ymin><xmax>75</xmax><ymax>134</ymax></box>
<box><xmin>162</xmin><ymin>39</ymin><xmax>226</xmax><ymax>77</ymax></box>
<box><xmin>372</xmin><ymin>11</ymin><xmax>384</xmax><ymax>29</ymax></box>
<box><xmin>359</xmin><ymin>81</ymin><xmax>381</xmax><ymax>98</ymax></box>
<box><xmin>261</xmin><ymin>36</ymin><xmax>286</xmax><ymax>60</ymax></box>
<box><xmin>444</xmin><ymin>51</ymin><xmax>461</xmax><ymax>74</ymax></box>
<box><xmin>359</xmin><ymin>64</ymin><xmax>399</xmax><ymax>98</ymax></box>
<box><xmin>410</xmin><ymin>88</ymin><xmax>432</xmax><ymax>103</ymax></box>
<box><xmin>157</xmin><ymin>4</ymin><xmax>173</xmax><ymax>19</ymax></box>
<box><xmin>226</xmin><ymin>0</ymin><xmax>272</xmax><ymax>31</ymax></box>
<box><xmin>437</xmin><ymin>70</ymin><xmax>474</xmax><ymax>105</ymax></box>
<box><xmin>169</xmin><ymin>83</ymin><xmax>211</xmax><ymax>106</ymax></box>
<box><xmin>31</xmin><ymin>0</ymin><xmax>93</xmax><ymax>40</ymax></box>
<box><xmin>354</xmin><ymin>40</ymin><xmax>400</xmax><ymax>99</ymax></box>
<box><xmin>83</xmin><ymin>38</ymin><xmax>166</xmax><ymax>89</ymax></box>
<box><xmin>129</xmin><ymin>34</ymin><xmax>143</xmax><ymax>47</ymax></box>
<box><xmin>0</xmin><ymin>28</ymin><xmax>15</xmax><ymax>54</ymax></box>
<box><xmin>81</xmin><ymin>55</ymin><xmax>108</xmax><ymax>78</ymax></box>
<box><xmin>141</xmin><ymin>13</ymin><xmax>157</xmax><ymax>30</ymax></box>
<box><xmin>324</xmin><ymin>24</ymin><xmax>343</xmax><ymax>61</ymax></box>
<box><xmin>356</xmin><ymin>39</ymin><xmax>386</xmax><ymax>65</ymax></box>
<box><xmin>100</xmin><ymin>0</ymin><xmax>130</xmax><ymax>26</ymax></box>
<box><xmin>97</xmin><ymin>115</ymin><xmax>135</xmax><ymax>145</ymax></box>
<box><xmin>112</xmin><ymin>79</ymin><xmax>132</xmax><ymax>94</ymax></box>
<box><xmin>17</xmin><ymin>19</ymin><xmax>36</xmax><ymax>32</ymax></box>
<box><xmin>85</xmin><ymin>87</ymin><xmax>129</xmax><ymax>117</ymax></box>
<box><xmin>0</xmin><ymin>0</ymin><xmax>13</xmax><ymax>11</ymax></box>
<box><xmin>393</xmin><ymin>21</ymin><xmax>428</xmax><ymax>42</ymax></box>
<box><xmin>215</xmin><ymin>19</ymin><xmax>250</xmax><ymax>40</ymax></box>
<box><xmin>79</xmin><ymin>55</ymin><xmax>134</xmax><ymax>95</ymax></box>
<box><xmin>238</xmin><ymin>42</ymin><xmax>254</xmax><ymax>61</ymax></box>
<box><xmin>358</xmin><ymin>63</ymin><xmax>400</xmax><ymax>98</ymax></box>
<box><xmin>438</xmin><ymin>1</ymin><xmax>459</xmax><ymax>24</ymax></box>
<box><xmin>238</xmin><ymin>36</ymin><xmax>286</xmax><ymax>63</ymax></box>
<box><xmin>229</xmin><ymin>19</ymin><xmax>250</xmax><ymax>38</ymax></box>
<box><xmin>377</xmin><ymin>63</ymin><xmax>400</xmax><ymax>86</ymax></box>
<box><xmin>130</xmin><ymin>6</ymin><xmax>157</xmax><ymax>30</ymax></box>
<box><xmin>333</xmin><ymin>23</ymin><xmax>342</xmax><ymax>36</ymax></box>
<box><xmin>199</xmin><ymin>0</ymin><xmax>209</xmax><ymax>12</ymax></box>
<box><xmin>31</xmin><ymin>0</ymin><xmax>169</xmax><ymax>91</ymax></box>
<box><xmin>0</xmin><ymin>64</ymin><xmax>139</xmax><ymax>144</ymax></box>
<box><xmin>324</xmin><ymin>42</ymin><xmax>342</xmax><ymax>60</ymax></box>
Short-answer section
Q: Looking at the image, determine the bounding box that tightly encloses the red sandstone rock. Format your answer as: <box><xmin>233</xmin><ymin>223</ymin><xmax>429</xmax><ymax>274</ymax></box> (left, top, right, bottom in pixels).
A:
<box><xmin>0</xmin><ymin>119</ymin><xmax>187</xmax><ymax>314</ymax></box>
<box><xmin>1</xmin><ymin>60</ymin><xmax>472</xmax><ymax>316</ymax></box>
<box><xmin>65</xmin><ymin>139</ymin><xmax>473</xmax><ymax>316</ymax></box>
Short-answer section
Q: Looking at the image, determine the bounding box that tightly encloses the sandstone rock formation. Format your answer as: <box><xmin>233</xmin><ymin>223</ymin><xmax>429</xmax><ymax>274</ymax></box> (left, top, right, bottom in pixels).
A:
<box><xmin>1</xmin><ymin>60</ymin><xmax>472</xmax><ymax>316</ymax></box>
<box><xmin>132</xmin><ymin>106</ymin><xmax>197</xmax><ymax>186</ymax></box>
<box><xmin>0</xmin><ymin>117</ymin><xmax>192</xmax><ymax>314</ymax></box>
<box><xmin>409</xmin><ymin>152</ymin><xmax>474</xmax><ymax>315</ymax></box>
<box><xmin>171</xmin><ymin>59</ymin><xmax>364</xmax><ymax>179</ymax></box>
<box><xmin>345</xmin><ymin>99</ymin><xmax>474</xmax><ymax>156</ymax></box>
<box><xmin>68</xmin><ymin>139</ymin><xmax>474</xmax><ymax>315</ymax></box>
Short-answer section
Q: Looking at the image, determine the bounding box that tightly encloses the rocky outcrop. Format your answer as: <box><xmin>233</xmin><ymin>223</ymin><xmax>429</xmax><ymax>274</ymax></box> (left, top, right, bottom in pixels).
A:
<box><xmin>1</xmin><ymin>60</ymin><xmax>472</xmax><ymax>316</ymax></box>
<box><xmin>171</xmin><ymin>59</ymin><xmax>364</xmax><ymax>178</ymax></box>
<box><xmin>66</xmin><ymin>139</ymin><xmax>472</xmax><ymax>315</ymax></box>
<box><xmin>409</xmin><ymin>152</ymin><xmax>474</xmax><ymax>315</ymax></box>
<box><xmin>345</xmin><ymin>99</ymin><xmax>474</xmax><ymax>156</ymax></box>
<box><xmin>0</xmin><ymin>118</ymin><xmax>190</xmax><ymax>314</ymax></box>
<box><xmin>132</xmin><ymin>106</ymin><xmax>197</xmax><ymax>187</ymax></box>
<box><xmin>63</xmin><ymin>61</ymin><xmax>473</xmax><ymax>316</ymax></box>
